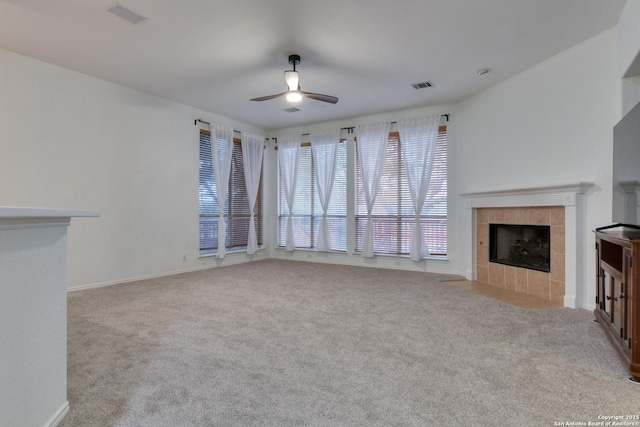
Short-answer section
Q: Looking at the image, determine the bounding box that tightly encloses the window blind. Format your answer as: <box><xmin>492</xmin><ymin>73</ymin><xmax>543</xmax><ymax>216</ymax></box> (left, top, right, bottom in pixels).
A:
<box><xmin>355</xmin><ymin>127</ymin><xmax>447</xmax><ymax>256</ymax></box>
<box><xmin>199</xmin><ymin>130</ymin><xmax>262</xmax><ymax>253</ymax></box>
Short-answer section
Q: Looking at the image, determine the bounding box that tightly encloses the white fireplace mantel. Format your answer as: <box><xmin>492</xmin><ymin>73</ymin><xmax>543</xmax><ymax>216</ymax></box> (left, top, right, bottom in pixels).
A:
<box><xmin>461</xmin><ymin>182</ymin><xmax>594</xmax><ymax>209</ymax></box>
<box><xmin>461</xmin><ymin>182</ymin><xmax>594</xmax><ymax>309</ymax></box>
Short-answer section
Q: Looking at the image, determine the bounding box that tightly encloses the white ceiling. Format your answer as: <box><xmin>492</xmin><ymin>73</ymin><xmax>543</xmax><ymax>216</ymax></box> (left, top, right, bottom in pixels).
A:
<box><xmin>0</xmin><ymin>0</ymin><xmax>627</xmax><ymax>130</ymax></box>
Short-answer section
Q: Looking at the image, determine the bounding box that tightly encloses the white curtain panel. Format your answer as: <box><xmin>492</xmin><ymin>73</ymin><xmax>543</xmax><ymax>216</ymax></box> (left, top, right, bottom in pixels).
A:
<box><xmin>310</xmin><ymin>128</ymin><xmax>341</xmax><ymax>252</ymax></box>
<box><xmin>211</xmin><ymin>124</ymin><xmax>234</xmax><ymax>259</ymax></box>
<box><xmin>241</xmin><ymin>132</ymin><xmax>265</xmax><ymax>255</ymax></box>
<box><xmin>356</xmin><ymin>121</ymin><xmax>391</xmax><ymax>257</ymax></box>
<box><xmin>398</xmin><ymin>115</ymin><xmax>440</xmax><ymax>261</ymax></box>
<box><xmin>278</xmin><ymin>134</ymin><xmax>301</xmax><ymax>251</ymax></box>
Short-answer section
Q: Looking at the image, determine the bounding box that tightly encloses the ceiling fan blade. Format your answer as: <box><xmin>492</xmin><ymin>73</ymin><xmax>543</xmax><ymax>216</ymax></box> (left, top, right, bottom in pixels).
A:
<box><xmin>250</xmin><ymin>91</ymin><xmax>287</xmax><ymax>102</ymax></box>
<box><xmin>301</xmin><ymin>91</ymin><xmax>339</xmax><ymax>104</ymax></box>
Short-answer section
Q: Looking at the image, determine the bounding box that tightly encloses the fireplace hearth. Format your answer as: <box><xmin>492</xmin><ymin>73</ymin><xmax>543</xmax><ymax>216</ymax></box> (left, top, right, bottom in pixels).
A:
<box><xmin>489</xmin><ymin>223</ymin><xmax>550</xmax><ymax>272</ymax></box>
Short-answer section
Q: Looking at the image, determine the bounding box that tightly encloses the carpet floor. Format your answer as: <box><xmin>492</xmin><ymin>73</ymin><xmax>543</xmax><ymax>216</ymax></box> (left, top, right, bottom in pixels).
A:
<box><xmin>59</xmin><ymin>259</ymin><xmax>640</xmax><ymax>427</ymax></box>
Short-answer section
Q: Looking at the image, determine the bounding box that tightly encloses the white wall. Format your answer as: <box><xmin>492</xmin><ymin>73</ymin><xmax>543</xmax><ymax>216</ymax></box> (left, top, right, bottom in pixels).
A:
<box><xmin>618</xmin><ymin>0</ymin><xmax>640</xmax><ymax>78</ymax></box>
<box><xmin>0</xmin><ymin>48</ymin><xmax>269</xmax><ymax>289</ymax></box>
<box><xmin>619</xmin><ymin>0</ymin><xmax>640</xmax><ymax>114</ymax></box>
<box><xmin>0</xmin><ymin>221</ymin><xmax>69</xmax><ymax>427</ymax></box>
<box><xmin>455</xmin><ymin>28</ymin><xmax>620</xmax><ymax>308</ymax></box>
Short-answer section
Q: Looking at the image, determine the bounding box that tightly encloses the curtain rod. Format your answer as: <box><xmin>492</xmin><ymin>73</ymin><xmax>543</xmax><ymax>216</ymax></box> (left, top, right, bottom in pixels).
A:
<box><xmin>196</xmin><ymin>114</ymin><xmax>449</xmax><ymax>128</ymax></box>
<box><xmin>294</xmin><ymin>114</ymin><xmax>450</xmax><ymax>137</ymax></box>
<box><xmin>195</xmin><ymin>119</ymin><xmax>269</xmax><ymax>140</ymax></box>
<box><xmin>194</xmin><ymin>119</ymin><xmax>240</xmax><ymax>134</ymax></box>
<box><xmin>271</xmin><ymin>114</ymin><xmax>449</xmax><ymax>144</ymax></box>
<box><xmin>197</xmin><ymin>114</ymin><xmax>449</xmax><ymax>142</ymax></box>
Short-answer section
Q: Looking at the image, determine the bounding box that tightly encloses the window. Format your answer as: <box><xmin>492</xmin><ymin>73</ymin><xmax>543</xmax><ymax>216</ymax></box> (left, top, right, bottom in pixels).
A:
<box><xmin>199</xmin><ymin>130</ymin><xmax>262</xmax><ymax>255</ymax></box>
<box><xmin>355</xmin><ymin>127</ymin><xmax>447</xmax><ymax>256</ymax></box>
<box><xmin>277</xmin><ymin>141</ymin><xmax>347</xmax><ymax>251</ymax></box>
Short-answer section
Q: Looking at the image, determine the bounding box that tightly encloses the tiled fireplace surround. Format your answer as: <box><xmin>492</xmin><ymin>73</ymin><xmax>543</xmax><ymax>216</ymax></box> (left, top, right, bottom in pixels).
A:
<box><xmin>476</xmin><ymin>207</ymin><xmax>564</xmax><ymax>304</ymax></box>
<box><xmin>462</xmin><ymin>183</ymin><xmax>593</xmax><ymax>308</ymax></box>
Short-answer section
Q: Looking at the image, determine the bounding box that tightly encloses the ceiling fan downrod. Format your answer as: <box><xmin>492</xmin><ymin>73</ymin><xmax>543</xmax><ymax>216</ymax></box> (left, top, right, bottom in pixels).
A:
<box><xmin>288</xmin><ymin>54</ymin><xmax>300</xmax><ymax>71</ymax></box>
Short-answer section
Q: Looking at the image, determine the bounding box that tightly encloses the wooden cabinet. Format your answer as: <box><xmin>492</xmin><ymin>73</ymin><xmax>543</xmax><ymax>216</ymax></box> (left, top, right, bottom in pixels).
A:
<box><xmin>594</xmin><ymin>224</ymin><xmax>640</xmax><ymax>382</ymax></box>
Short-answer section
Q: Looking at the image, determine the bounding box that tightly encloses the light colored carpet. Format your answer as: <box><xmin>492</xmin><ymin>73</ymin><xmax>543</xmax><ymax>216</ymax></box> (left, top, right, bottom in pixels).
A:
<box><xmin>59</xmin><ymin>259</ymin><xmax>640</xmax><ymax>427</ymax></box>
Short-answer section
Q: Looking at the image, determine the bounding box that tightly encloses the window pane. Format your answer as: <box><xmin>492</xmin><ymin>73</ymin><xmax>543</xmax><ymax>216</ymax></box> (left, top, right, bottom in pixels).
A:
<box><xmin>199</xmin><ymin>131</ymin><xmax>262</xmax><ymax>253</ymax></box>
<box><xmin>326</xmin><ymin>216</ymin><xmax>347</xmax><ymax>252</ymax></box>
<box><xmin>293</xmin><ymin>147</ymin><xmax>314</xmax><ymax>216</ymax></box>
<box><xmin>199</xmin><ymin>216</ymin><xmax>218</xmax><ymax>251</ymax></box>
<box><xmin>293</xmin><ymin>216</ymin><xmax>312</xmax><ymax>248</ymax></box>
<box><xmin>355</xmin><ymin>128</ymin><xmax>447</xmax><ymax>256</ymax></box>
<box><xmin>199</xmin><ymin>132</ymin><xmax>218</xmax><ymax>250</ymax></box>
<box><xmin>278</xmin><ymin>141</ymin><xmax>347</xmax><ymax>251</ymax></box>
<box><xmin>199</xmin><ymin>133</ymin><xmax>218</xmax><ymax>217</ymax></box>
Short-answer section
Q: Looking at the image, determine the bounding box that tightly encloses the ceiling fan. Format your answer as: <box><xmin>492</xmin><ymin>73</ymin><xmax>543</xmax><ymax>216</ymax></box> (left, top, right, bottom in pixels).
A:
<box><xmin>250</xmin><ymin>54</ymin><xmax>338</xmax><ymax>104</ymax></box>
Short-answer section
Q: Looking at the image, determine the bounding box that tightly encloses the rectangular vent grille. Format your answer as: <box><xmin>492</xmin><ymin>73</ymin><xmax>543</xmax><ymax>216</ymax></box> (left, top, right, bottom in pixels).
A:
<box><xmin>107</xmin><ymin>3</ymin><xmax>147</xmax><ymax>25</ymax></box>
<box><xmin>283</xmin><ymin>107</ymin><xmax>300</xmax><ymax>113</ymax></box>
<box><xmin>411</xmin><ymin>81</ymin><xmax>434</xmax><ymax>90</ymax></box>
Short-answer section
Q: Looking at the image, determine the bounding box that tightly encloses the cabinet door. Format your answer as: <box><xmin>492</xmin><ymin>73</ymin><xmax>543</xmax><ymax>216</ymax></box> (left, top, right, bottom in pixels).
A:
<box><xmin>623</xmin><ymin>249</ymin><xmax>633</xmax><ymax>352</ymax></box>
<box><xmin>603</xmin><ymin>270</ymin><xmax>613</xmax><ymax>321</ymax></box>
<box><xmin>602</xmin><ymin>265</ymin><xmax>625</xmax><ymax>338</ymax></box>
<box><xmin>613</xmin><ymin>275</ymin><xmax>624</xmax><ymax>335</ymax></box>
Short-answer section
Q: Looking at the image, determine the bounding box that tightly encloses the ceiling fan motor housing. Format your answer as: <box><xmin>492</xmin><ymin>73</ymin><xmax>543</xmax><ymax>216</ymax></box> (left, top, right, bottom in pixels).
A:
<box><xmin>288</xmin><ymin>54</ymin><xmax>301</xmax><ymax>68</ymax></box>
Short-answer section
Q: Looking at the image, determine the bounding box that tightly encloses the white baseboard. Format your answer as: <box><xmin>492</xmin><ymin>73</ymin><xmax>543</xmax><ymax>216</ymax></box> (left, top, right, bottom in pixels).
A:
<box><xmin>564</xmin><ymin>295</ymin><xmax>577</xmax><ymax>309</ymax></box>
<box><xmin>45</xmin><ymin>401</ymin><xmax>69</xmax><ymax>427</ymax></box>
<box><xmin>68</xmin><ymin>265</ymin><xmax>218</xmax><ymax>292</ymax></box>
<box><xmin>68</xmin><ymin>252</ymin><xmax>462</xmax><ymax>292</ymax></box>
<box><xmin>67</xmin><ymin>254</ymin><xmax>269</xmax><ymax>292</ymax></box>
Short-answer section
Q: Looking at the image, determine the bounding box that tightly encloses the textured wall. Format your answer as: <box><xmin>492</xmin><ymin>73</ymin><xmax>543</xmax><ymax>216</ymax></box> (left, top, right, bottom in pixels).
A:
<box><xmin>0</xmin><ymin>222</ymin><xmax>68</xmax><ymax>427</ymax></box>
<box><xmin>0</xmin><ymin>48</ymin><xmax>269</xmax><ymax>289</ymax></box>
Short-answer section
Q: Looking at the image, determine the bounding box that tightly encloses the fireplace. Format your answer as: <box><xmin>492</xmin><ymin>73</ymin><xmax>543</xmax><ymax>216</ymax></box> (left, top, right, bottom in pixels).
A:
<box><xmin>463</xmin><ymin>183</ymin><xmax>593</xmax><ymax>307</ymax></box>
<box><xmin>489</xmin><ymin>224</ymin><xmax>550</xmax><ymax>272</ymax></box>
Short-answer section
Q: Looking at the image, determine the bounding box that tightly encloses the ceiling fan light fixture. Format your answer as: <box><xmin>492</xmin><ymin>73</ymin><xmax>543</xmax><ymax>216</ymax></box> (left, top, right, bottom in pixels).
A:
<box><xmin>284</xmin><ymin>70</ymin><xmax>299</xmax><ymax>91</ymax></box>
<box><xmin>286</xmin><ymin>90</ymin><xmax>303</xmax><ymax>103</ymax></box>
<box><xmin>250</xmin><ymin>54</ymin><xmax>338</xmax><ymax>105</ymax></box>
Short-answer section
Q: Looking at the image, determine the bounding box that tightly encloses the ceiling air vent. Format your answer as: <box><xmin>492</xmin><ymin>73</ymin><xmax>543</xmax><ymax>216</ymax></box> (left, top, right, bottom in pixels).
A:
<box><xmin>283</xmin><ymin>107</ymin><xmax>300</xmax><ymax>113</ymax></box>
<box><xmin>411</xmin><ymin>81</ymin><xmax>434</xmax><ymax>90</ymax></box>
<box><xmin>107</xmin><ymin>3</ymin><xmax>147</xmax><ymax>25</ymax></box>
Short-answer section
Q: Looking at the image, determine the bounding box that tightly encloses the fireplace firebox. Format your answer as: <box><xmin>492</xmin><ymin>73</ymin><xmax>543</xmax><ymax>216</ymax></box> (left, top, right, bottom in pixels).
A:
<box><xmin>489</xmin><ymin>223</ymin><xmax>550</xmax><ymax>272</ymax></box>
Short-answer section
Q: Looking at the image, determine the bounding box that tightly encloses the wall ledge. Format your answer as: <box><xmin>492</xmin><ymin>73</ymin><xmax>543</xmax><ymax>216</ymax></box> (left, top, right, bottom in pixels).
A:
<box><xmin>461</xmin><ymin>182</ymin><xmax>594</xmax><ymax>209</ymax></box>
<box><xmin>460</xmin><ymin>182</ymin><xmax>593</xmax><ymax>198</ymax></box>
<box><xmin>0</xmin><ymin>206</ymin><xmax>100</xmax><ymax>219</ymax></box>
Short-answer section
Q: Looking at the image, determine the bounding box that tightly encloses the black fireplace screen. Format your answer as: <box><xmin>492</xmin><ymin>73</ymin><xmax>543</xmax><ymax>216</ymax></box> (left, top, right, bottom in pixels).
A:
<box><xmin>489</xmin><ymin>224</ymin><xmax>550</xmax><ymax>272</ymax></box>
